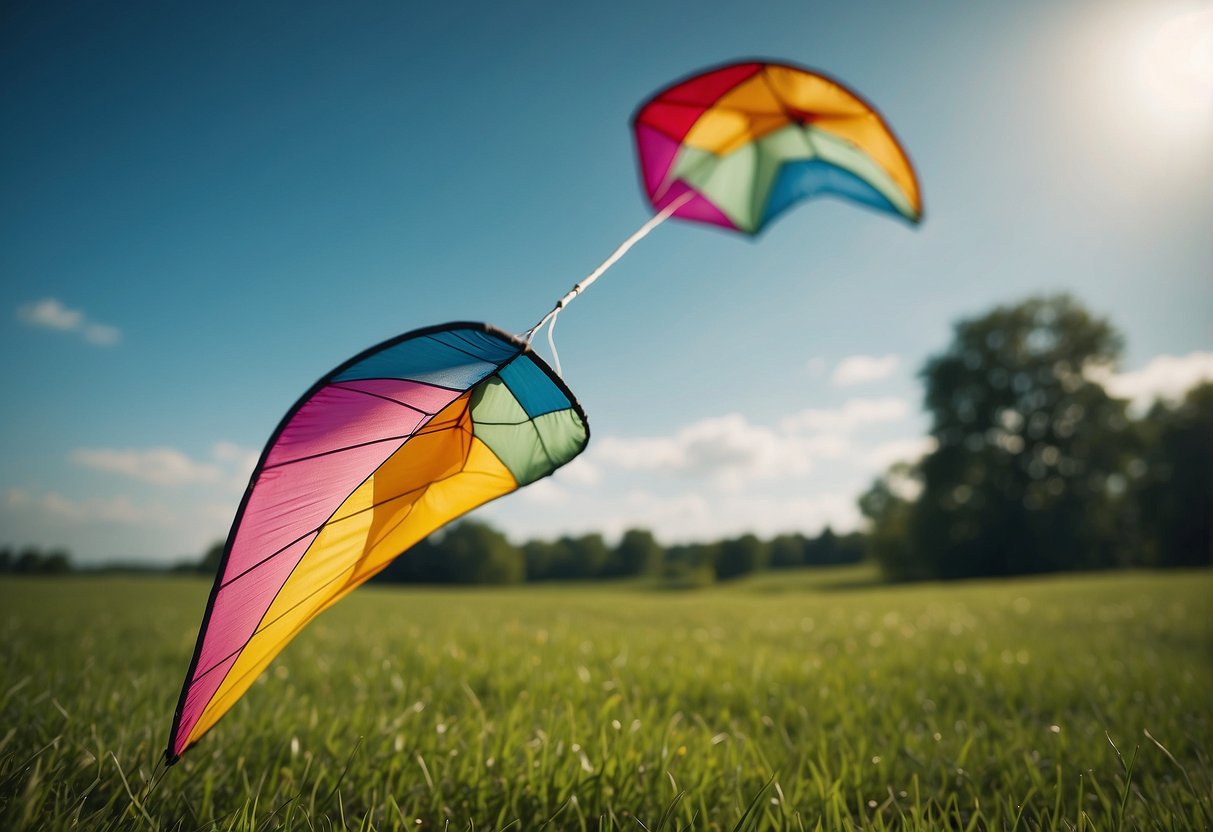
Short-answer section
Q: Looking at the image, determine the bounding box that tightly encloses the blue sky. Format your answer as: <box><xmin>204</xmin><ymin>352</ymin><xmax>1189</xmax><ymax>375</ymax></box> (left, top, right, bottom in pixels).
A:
<box><xmin>3</xmin><ymin>0</ymin><xmax>1211</xmax><ymax>564</ymax></box>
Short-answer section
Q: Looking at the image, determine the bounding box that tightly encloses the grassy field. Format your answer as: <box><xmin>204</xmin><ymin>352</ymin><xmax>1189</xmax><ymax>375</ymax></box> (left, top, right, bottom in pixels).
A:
<box><xmin>1</xmin><ymin>567</ymin><xmax>1210</xmax><ymax>830</ymax></box>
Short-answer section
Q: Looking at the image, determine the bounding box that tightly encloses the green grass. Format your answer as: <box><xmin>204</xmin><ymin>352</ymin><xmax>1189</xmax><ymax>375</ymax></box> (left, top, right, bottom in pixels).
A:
<box><xmin>1</xmin><ymin>567</ymin><xmax>1210</xmax><ymax>830</ymax></box>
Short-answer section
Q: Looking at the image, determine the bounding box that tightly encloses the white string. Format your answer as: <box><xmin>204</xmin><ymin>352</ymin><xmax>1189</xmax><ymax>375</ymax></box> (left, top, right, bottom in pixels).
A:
<box><xmin>546</xmin><ymin>313</ymin><xmax>561</xmax><ymax>377</ymax></box>
<box><xmin>521</xmin><ymin>192</ymin><xmax>693</xmax><ymax>344</ymax></box>
<box><xmin>523</xmin><ymin>192</ymin><xmax>694</xmax><ymax>364</ymax></box>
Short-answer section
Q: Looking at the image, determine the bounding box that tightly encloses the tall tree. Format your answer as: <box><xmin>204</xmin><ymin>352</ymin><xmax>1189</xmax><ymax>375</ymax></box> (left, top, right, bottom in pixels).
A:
<box><xmin>910</xmin><ymin>295</ymin><xmax>1136</xmax><ymax>578</ymax></box>
<box><xmin>1133</xmin><ymin>383</ymin><xmax>1213</xmax><ymax>567</ymax></box>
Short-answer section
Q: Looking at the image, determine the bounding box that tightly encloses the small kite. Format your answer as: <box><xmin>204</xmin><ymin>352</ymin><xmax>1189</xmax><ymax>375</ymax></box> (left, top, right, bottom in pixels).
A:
<box><xmin>166</xmin><ymin>59</ymin><xmax>920</xmax><ymax>762</ymax></box>
<box><xmin>634</xmin><ymin>60</ymin><xmax>922</xmax><ymax>234</ymax></box>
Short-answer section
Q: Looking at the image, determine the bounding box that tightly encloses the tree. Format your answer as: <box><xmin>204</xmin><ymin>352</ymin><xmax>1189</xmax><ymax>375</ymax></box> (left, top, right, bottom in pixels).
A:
<box><xmin>198</xmin><ymin>541</ymin><xmax>225</xmax><ymax>574</ymax></box>
<box><xmin>40</xmin><ymin>549</ymin><xmax>71</xmax><ymax>574</ymax></box>
<box><xmin>715</xmin><ymin>534</ymin><xmax>768</xmax><ymax>580</ymax></box>
<box><xmin>370</xmin><ymin>521</ymin><xmax>526</xmax><ymax>584</ymax></box>
<box><xmin>615</xmin><ymin>529</ymin><xmax>664</xmax><ymax>576</ymax></box>
<box><xmin>373</xmin><ymin>536</ymin><xmax>443</xmax><ymax>583</ymax></box>
<box><xmin>899</xmin><ymin>295</ymin><xmax>1137</xmax><ymax>578</ymax></box>
<box><xmin>4</xmin><ymin>546</ymin><xmax>73</xmax><ymax>575</ymax></box>
<box><xmin>1133</xmin><ymin>383</ymin><xmax>1213</xmax><ymax>567</ymax></box>
<box><xmin>859</xmin><ymin>463</ymin><xmax>924</xmax><ymax>580</ymax></box>
<box><xmin>563</xmin><ymin>533</ymin><xmax>614</xmax><ymax>578</ymax></box>
<box><xmin>440</xmin><ymin>521</ymin><xmax>526</xmax><ymax>584</ymax></box>
<box><xmin>768</xmin><ymin>533</ymin><xmax>806</xmax><ymax>568</ymax></box>
<box><xmin>521</xmin><ymin>539</ymin><xmax>570</xmax><ymax>581</ymax></box>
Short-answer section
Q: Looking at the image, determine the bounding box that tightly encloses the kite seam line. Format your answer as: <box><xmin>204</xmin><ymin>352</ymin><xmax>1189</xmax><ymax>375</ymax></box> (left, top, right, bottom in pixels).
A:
<box><xmin>328</xmin><ymin>384</ymin><xmax>439</xmax><ymax>416</ymax></box>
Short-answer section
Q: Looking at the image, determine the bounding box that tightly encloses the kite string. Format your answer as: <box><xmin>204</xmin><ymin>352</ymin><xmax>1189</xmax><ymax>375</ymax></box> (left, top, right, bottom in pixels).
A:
<box><xmin>546</xmin><ymin>311</ymin><xmax>561</xmax><ymax>377</ymax></box>
<box><xmin>523</xmin><ymin>191</ymin><xmax>694</xmax><ymax>371</ymax></box>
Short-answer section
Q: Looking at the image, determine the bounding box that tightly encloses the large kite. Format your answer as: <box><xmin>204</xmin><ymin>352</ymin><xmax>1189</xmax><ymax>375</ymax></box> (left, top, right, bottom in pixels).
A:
<box><xmin>165</xmin><ymin>59</ymin><xmax>920</xmax><ymax>762</ymax></box>
<box><xmin>166</xmin><ymin>325</ymin><xmax>586</xmax><ymax>760</ymax></box>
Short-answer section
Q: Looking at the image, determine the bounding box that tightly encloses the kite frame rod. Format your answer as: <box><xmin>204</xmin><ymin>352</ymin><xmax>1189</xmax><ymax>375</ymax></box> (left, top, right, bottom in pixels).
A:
<box><xmin>523</xmin><ymin>191</ymin><xmax>694</xmax><ymax>342</ymax></box>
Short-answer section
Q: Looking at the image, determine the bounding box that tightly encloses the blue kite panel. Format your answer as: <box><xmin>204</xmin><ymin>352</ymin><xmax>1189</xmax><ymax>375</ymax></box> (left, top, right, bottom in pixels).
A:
<box><xmin>763</xmin><ymin>159</ymin><xmax>898</xmax><ymax>228</ymax></box>
<box><xmin>334</xmin><ymin>328</ymin><xmax>516</xmax><ymax>390</ymax></box>
<box><xmin>499</xmin><ymin>355</ymin><xmax>572</xmax><ymax>418</ymax></box>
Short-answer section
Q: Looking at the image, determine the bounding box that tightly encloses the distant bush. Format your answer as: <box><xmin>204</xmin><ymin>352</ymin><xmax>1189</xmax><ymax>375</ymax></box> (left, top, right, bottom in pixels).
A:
<box><xmin>0</xmin><ymin>546</ymin><xmax>72</xmax><ymax>575</ymax></box>
<box><xmin>660</xmin><ymin>559</ymin><xmax>716</xmax><ymax>589</ymax></box>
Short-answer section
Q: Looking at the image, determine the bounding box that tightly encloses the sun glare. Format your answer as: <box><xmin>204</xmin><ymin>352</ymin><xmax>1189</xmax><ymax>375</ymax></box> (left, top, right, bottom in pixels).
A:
<box><xmin>1140</xmin><ymin>7</ymin><xmax>1213</xmax><ymax>113</ymax></box>
<box><xmin>1073</xmin><ymin>3</ymin><xmax>1213</xmax><ymax>177</ymax></box>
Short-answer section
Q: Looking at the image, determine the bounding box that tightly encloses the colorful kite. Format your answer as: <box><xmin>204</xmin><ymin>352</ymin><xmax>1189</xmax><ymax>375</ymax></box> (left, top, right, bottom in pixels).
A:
<box><xmin>633</xmin><ymin>60</ymin><xmax>922</xmax><ymax>234</ymax></box>
<box><xmin>166</xmin><ymin>324</ymin><xmax>587</xmax><ymax>761</ymax></box>
<box><xmin>166</xmin><ymin>59</ymin><xmax>920</xmax><ymax>763</ymax></box>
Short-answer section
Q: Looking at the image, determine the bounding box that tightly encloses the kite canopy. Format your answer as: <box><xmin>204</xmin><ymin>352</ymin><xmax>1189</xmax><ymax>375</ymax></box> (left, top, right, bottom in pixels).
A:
<box><xmin>166</xmin><ymin>323</ymin><xmax>587</xmax><ymax>761</ymax></box>
<box><xmin>633</xmin><ymin>60</ymin><xmax>922</xmax><ymax>235</ymax></box>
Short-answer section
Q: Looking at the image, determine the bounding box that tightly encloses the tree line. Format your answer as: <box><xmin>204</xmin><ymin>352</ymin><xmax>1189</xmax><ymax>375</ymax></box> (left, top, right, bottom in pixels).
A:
<box><xmin>368</xmin><ymin>524</ymin><xmax>863</xmax><ymax>586</ymax></box>
<box><xmin>3</xmin><ymin>525</ymin><xmax>863</xmax><ymax>586</ymax></box>
<box><xmin>0</xmin><ymin>547</ymin><xmax>71</xmax><ymax>574</ymax></box>
<box><xmin>860</xmin><ymin>295</ymin><xmax>1212</xmax><ymax>581</ymax></box>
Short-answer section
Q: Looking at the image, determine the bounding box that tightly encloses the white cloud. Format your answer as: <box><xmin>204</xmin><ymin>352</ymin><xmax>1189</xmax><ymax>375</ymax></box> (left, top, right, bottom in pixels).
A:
<box><xmin>554</xmin><ymin>456</ymin><xmax>601</xmax><ymax>486</ymax></box>
<box><xmin>831</xmin><ymin>354</ymin><xmax>900</xmax><ymax>386</ymax></box>
<box><xmin>864</xmin><ymin>437</ymin><xmax>937</xmax><ymax>471</ymax></box>
<box><xmin>2</xmin><ymin>488</ymin><xmax>31</xmax><ymax>509</ymax></box>
<box><xmin>71</xmin><ymin>447</ymin><xmax>222</xmax><ymax>486</ymax></box>
<box><xmin>585</xmin><ymin>398</ymin><xmax>915</xmax><ymax>492</ymax></box>
<box><xmin>518</xmin><ymin>478</ymin><xmax>569</xmax><ymax>506</ymax></box>
<box><xmin>480</xmin><ymin>394</ymin><xmax>928</xmax><ymax>544</ymax></box>
<box><xmin>18</xmin><ymin>298</ymin><xmax>82</xmax><ymax>330</ymax></box>
<box><xmin>83</xmin><ymin>323</ymin><xmax>121</xmax><ymax>346</ymax></box>
<box><xmin>613</xmin><ymin>491</ymin><xmax>861</xmax><ymax>543</ymax></box>
<box><xmin>70</xmin><ymin>442</ymin><xmax>259</xmax><ymax>489</ymax></box>
<box><xmin>594</xmin><ymin>413</ymin><xmax>816</xmax><ymax>490</ymax></box>
<box><xmin>1089</xmin><ymin>351</ymin><xmax>1213</xmax><ymax>411</ymax></box>
<box><xmin>2</xmin><ymin>488</ymin><xmax>171</xmax><ymax>526</ymax></box>
<box><xmin>0</xmin><ymin>486</ymin><xmax>233</xmax><ymax>564</ymax></box>
<box><xmin>17</xmin><ymin>297</ymin><xmax>121</xmax><ymax>346</ymax></box>
<box><xmin>779</xmin><ymin>397</ymin><xmax>910</xmax><ymax>433</ymax></box>
<box><xmin>212</xmin><ymin>441</ymin><xmax>259</xmax><ymax>486</ymax></box>
<box><xmin>489</xmin><ymin>486</ymin><xmax>864</xmax><ymax>545</ymax></box>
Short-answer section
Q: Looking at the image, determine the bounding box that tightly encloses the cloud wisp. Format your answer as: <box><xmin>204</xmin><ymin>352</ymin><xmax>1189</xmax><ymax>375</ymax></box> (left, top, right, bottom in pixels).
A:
<box><xmin>831</xmin><ymin>354</ymin><xmax>900</xmax><ymax>386</ymax></box>
<box><xmin>17</xmin><ymin>298</ymin><xmax>121</xmax><ymax>346</ymax></box>
<box><xmin>590</xmin><ymin>397</ymin><xmax>914</xmax><ymax>491</ymax></box>
<box><xmin>1089</xmin><ymin>351</ymin><xmax>1213</xmax><ymax>411</ymax></box>
<box><xmin>70</xmin><ymin>442</ymin><xmax>258</xmax><ymax>491</ymax></box>
<box><xmin>3</xmin><ymin>487</ymin><xmax>171</xmax><ymax>526</ymax></box>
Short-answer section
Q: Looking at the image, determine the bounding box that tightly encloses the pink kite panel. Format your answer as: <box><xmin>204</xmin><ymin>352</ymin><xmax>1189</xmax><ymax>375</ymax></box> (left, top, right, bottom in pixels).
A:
<box><xmin>222</xmin><ymin>440</ymin><xmax>406</xmax><ymax>577</ymax></box>
<box><xmin>330</xmin><ymin>378</ymin><xmax>462</xmax><ymax>415</ymax></box>
<box><xmin>635</xmin><ymin>123</ymin><xmax>682</xmax><ymax>198</ymax></box>
<box><xmin>174</xmin><ymin>652</ymin><xmax>239</xmax><ymax>756</ymax></box>
<box><xmin>194</xmin><ymin>532</ymin><xmax>320</xmax><ymax>680</ymax></box>
<box><xmin>657</xmin><ymin>181</ymin><xmax>738</xmax><ymax>231</ymax></box>
<box><xmin>265</xmin><ymin>384</ymin><xmax>430</xmax><ymax>468</ymax></box>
